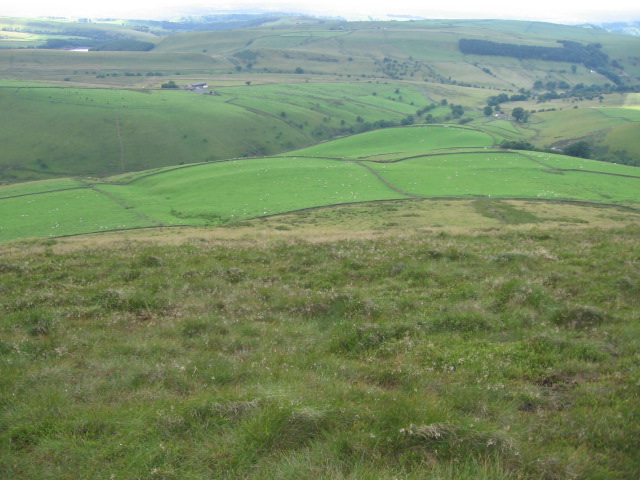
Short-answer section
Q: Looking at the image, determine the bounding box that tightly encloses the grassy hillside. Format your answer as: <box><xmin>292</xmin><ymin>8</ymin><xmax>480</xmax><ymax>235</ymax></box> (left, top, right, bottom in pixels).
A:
<box><xmin>1</xmin><ymin>125</ymin><xmax>639</xmax><ymax>243</ymax></box>
<box><xmin>0</xmin><ymin>79</ymin><xmax>444</xmax><ymax>183</ymax></box>
<box><xmin>152</xmin><ymin>19</ymin><xmax>640</xmax><ymax>86</ymax></box>
<box><xmin>1</xmin><ymin>16</ymin><xmax>639</xmax><ymax>480</ymax></box>
<box><xmin>0</xmin><ymin>16</ymin><xmax>158</xmax><ymax>49</ymax></box>
<box><xmin>1</xmin><ymin>210</ymin><xmax>639</xmax><ymax>479</ymax></box>
<box><xmin>3</xmin><ymin>77</ymin><xmax>638</xmax><ymax>185</ymax></box>
<box><xmin>1</xmin><ymin>18</ymin><xmax>639</xmax><ymax>183</ymax></box>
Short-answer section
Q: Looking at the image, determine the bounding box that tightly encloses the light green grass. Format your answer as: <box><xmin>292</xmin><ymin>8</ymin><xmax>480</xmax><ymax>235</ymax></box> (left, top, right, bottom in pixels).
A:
<box><xmin>288</xmin><ymin>125</ymin><xmax>496</xmax><ymax>158</ymax></box>
<box><xmin>0</xmin><ymin>188</ymin><xmax>155</xmax><ymax>242</ymax></box>
<box><xmin>0</xmin><ymin>83</ymin><xmax>311</xmax><ymax>182</ymax></box>
<box><xmin>0</xmin><ymin>179</ymin><xmax>87</xmax><ymax>197</ymax></box>
<box><xmin>98</xmin><ymin>157</ymin><xmax>407</xmax><ymax>227</ymax></box>
<box><xmin>0</xmin><ymin>81</ymin><xmax>457</xmax><ymax>183</ymax></box>
<box><xmin>533</xmin><ymin>108</ymin><xmax>632</xmax><ymax>145</ymax></box>
<box><xmin>367</xmin><ymin>152</ymin><xmax>640</xmax><ymax>204</ymax></box>
<box><xmin>527</xmin><ymin>151</ymin><xmax>640</xmax><ymax>176</ymax></box>
<box><xmin>2</xmin><ymin>124</ymin><xmax>639</xmax><ymax>242</ymax></box>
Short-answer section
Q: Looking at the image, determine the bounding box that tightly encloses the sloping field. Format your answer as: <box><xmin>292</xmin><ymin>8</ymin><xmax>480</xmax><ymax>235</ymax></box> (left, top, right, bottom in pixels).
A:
<box><xmin>1</xmin><ymin>217</ymin><xmax>639</xmax><ymax>479</ymax></box>
<box><xmin>152</xmin><ymin>19</ymin><xmax>640</xmax><ymax>84</ymax></box>
<box><xmin>366</xmin><ymin>152</ymin><xmax>640</xmax><ymax>203</ymax></box>
<box><xmin>0</xmin><ymin>50</ymin><xmax>221</xmax><ymax>82</ymax></box>
<box><xmin>0</xmin><ymin>155</ymin><xmax>407</xmax><ymax>242</ymax></box>
<box><xmin>0</xmin><ymin>80</ymin><xmax>435</xmax><ymax>183</ymax></box>
<box><xmin>97</xmin><ymin>157</ymin><xmax>407</xmax><ymax>227</ymax></box>
<box><xmin>286</xmin><ymin>125</ymin><xmax>497</xmax><ymax>159</ymax></box>
<box><xmin>0</xmin><ymin>188</ymin><xmax>157</xmax><ymax>241</ymax></box>
<box><xmin>532</xmin><ymin>108</ymin><xmax>637</xmax><ymax>144</ymax></box>
<box><xmin>0</xmin><ymin>179</ymin><xmax>87</xmax><ymax>198</ymax></box>
<box><xmin>1</xmin><ymin>126</ymin><xmax>639</xmax><ymax>242</ymax></box>
<box><xmin>0</xmin><ymin>82</ymin><xmax>311</xmax><ymax>182</ymax></box>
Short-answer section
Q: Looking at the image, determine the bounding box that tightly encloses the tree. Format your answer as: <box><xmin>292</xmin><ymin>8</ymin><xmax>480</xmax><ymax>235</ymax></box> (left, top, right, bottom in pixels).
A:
<box><xmin>400</xmin><ymin>115</ymin><xmax>414</xmax><ymax>125</ymax></box>
<box><xmin>450</xmin><ymin>104</ymin><xmax>464</xmax><ymax>118</ymax></box>
<box><xmin>295</xmin><ymin>67</ymin><xmax>304</xmax><ymax>74</ymax></box>
<box><xmin>563</xmin><ymin>141</ymin><xmax>591</xmax><ymax>159</ymax></box>
<box><xmin>511</xmin><ymin>107</ymin><xmax>529</xmax><ymax>123</ymax></box>
<box><xmin>483</xmin><ymin>105</ymin><xmax>494</xmax><ymax>116</ymax></box>
<box><xmin>161</xmin><ymin>80</ymin><xmax>178</xmax><ymax>89</ymax></box>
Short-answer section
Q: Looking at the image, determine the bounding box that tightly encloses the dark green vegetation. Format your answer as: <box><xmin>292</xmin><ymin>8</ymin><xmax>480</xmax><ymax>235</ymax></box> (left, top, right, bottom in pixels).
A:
<box><xmin>1</xmin><ymin>214</ymin><xmax>639</xmax><ymax>478</ymax></box>
<box><xmin>459</xmin><ymin>39</ymin><xmax>622</xmax><ymax>85</ymax></box>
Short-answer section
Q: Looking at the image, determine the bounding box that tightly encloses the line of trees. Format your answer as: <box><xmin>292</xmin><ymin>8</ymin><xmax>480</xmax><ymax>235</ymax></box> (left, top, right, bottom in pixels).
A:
<box><xmin>459</xmin><ymin>39</ymin><xmax>622</xmax><ymax>85</ymax></box>
<box><xmin>499</xmin><ymin>139</ymin><xmax>591</xmax><ymax>159</ymax></box>
<box><xmin>459</xmin><ymin>39</ymin><xmax>607</xmax><ymax>66</ymax></box>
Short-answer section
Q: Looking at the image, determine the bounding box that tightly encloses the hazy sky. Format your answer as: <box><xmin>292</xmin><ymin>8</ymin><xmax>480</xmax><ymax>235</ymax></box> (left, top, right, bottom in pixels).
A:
<box><xmin>2</xmin><ymin>0</ymin><xmax>639</xmax><ymax>24</ymax></box>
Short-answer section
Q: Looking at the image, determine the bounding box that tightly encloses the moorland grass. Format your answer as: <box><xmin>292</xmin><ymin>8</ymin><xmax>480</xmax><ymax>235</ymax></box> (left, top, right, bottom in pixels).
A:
<box><xmin>1</xmin><ymin>219</ymin><xmax>638</xmax><ymax>479</ymax></box>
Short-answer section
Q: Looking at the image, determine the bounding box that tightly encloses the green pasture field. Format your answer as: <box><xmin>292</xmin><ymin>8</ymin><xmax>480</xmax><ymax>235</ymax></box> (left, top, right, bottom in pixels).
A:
<box><xmin>288</xmin><ymin>125</ymin><xmax>497</xmax><ymax>159</ymax></box>
<box><xmin>624</xmin><ymin>93</ymin><xmax>640</xmax><ymax>107</ymax></box>
<box><xmin>18</xmin><ymin>17</ymin><xmax>633</xmax><ymax>90</ymax></box>
<box><xmin>0</xmin><ymin>179</ymin><xmax>87</xmax><ymax>198</ymax></box>
<box><xmin>367</xmin><ymin>152</ymin><xmax>640</xmax><ymax>204</ymax></box>
<box><xmin>531</xmin><ymin>108</ymin><xmax>638</xmax><ymax>146</ymax></box>
<box><xmin>528</xmin><ymin>151</ymin><xmax>640</xmax><ymax>176</ymax></box>
<box><xmin>222</xmin><ymin>82</ymin><xmax>424</xmax><ymax>134</ymax></box>
<box><xmin>603</xmin><ymin>122</ymin><xmax>640</xmax><ymax>161</ymax></box>
<box><xmin>154</xmin><ymin>30</ymin><xmax>278</xmax><ymax>54</ymax></box>
<box><xmin>0</xmin><ymin>154</ymin><xmax>407</xmax><ymax>242</ymax></box>
<box><xmin>96</xmin><ymin>157</ymin><xmax>406</xmax><ymax>227</ymax></box>
<box><xmin>597</xmin><ymin>107</ymin><xmax>640</xmax><ymax>121</ymax></box>
<box><xmin>0</xmin><ymin>188</ymin><xmax>156</xmax><ymax>241</ymax></box>
<box><xmin>478</xmin><ymin>119</ymin><xmax>526</xmax><ymax>138</ymax></box>
<box><xmin>0</xmin><ymin>50</ymin><xmax>223</xmax><ymax>84</ymax></box>
<box><xmin>2</xmin><ymin>123</ymin><xmax>639</xmax><ymax>242</ymax></box>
